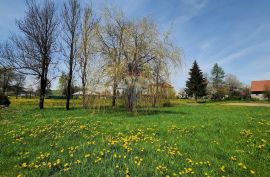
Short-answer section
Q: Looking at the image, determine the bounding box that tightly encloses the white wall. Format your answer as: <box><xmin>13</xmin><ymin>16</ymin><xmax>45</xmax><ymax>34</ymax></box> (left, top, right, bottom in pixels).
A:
<box><xmin>251</xmin><ymin>93</ymin><xmax>265</xmax><ymax>100</ymax></box>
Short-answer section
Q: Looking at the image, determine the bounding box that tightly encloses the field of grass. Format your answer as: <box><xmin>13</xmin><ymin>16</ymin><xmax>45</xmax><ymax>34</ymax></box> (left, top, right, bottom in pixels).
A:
<box><xmin>0</xmin><ymin>99</ymin><xmax>270</xmax><ymax>177</ymax></box>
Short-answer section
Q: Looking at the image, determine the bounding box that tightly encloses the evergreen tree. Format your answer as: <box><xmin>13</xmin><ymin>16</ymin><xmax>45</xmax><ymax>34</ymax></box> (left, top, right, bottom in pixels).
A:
<box><xmin>211</xmin><ymin>63</ymin><xmax>225</xmax><ymax>88</ymax></box>
<box><xmin>186</xmin><ymin>61</ymin><xmax>207</xmax><ymax>101</ymax></box>
<box><xmin>210</xmin><ymin>63</ymin><xmax>225</xmax><ymax>100</ymax></box>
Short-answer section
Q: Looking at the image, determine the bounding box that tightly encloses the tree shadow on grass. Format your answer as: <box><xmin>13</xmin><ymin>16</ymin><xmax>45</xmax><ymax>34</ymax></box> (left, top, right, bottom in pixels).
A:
<box><xmin>30</xmin><ymin>105</ymin><xmax>188</xmax><ymax>117</ymax></box>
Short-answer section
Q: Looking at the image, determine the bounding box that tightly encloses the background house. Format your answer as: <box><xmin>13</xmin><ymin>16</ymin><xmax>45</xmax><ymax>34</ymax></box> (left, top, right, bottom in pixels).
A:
<box><xmin>250</xmin><ymin>80</ymin><xmax>270</xmax><ymax>100</ymax></box>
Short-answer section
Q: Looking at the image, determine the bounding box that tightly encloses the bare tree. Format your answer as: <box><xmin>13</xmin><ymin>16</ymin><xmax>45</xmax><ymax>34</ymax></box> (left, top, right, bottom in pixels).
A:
<box><xmin>62</xmin><ymin>0</ymin><xmax>81</xmax><ymax>110</ymax></box>
<box><xmin>0</xmin><ymin>67</ymin><xmax>15</xmax><ymax>95</ymax></box>
<box><xmin>13</xmin><ymin>73</ymin><xmax>26</xmax><ymax>99</ymax></box>
<box><xmin>122</xmin><ymin>18</ymin><xmax>181</xmax><ymax>111</ymax></box>
<box><xmin>98</xmin><ymin>7</ymin><xmax>127</xmax><ymax>107</ymax></box>
<box><xmin>78</xmin><ymin>5</ymin><xmax>98</xmax><ymax>108</ymax></box>
<box><xmin>0</xmin><ymin>0</ymin><xmax>58</xmax><ymax>108</ymax></box>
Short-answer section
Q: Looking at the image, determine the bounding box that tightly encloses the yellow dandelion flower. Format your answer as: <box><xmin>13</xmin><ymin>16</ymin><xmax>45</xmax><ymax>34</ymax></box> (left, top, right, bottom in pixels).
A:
<box><xmin>220</xmin><ymin>166</ymin><xmax>225</xmax><ymax>172</ymax></box>
<box><xmin>75</xmin><ymin>160</ymin><xmax>81</xmax><ymax>164</ymax></box>
<box><xmin>22</xmin><ymin>162</ymin><xmax>27</xmax><ymax>168</ymax></box>
<box><xmin>250</xmin><ymin>170</ymin><xmax>255</xmax><ymax>175</ymax></box>
<box><xmin>85</xmin><ymin>154</ymin><xmax>90</xmax><ymax>158</ymax></box>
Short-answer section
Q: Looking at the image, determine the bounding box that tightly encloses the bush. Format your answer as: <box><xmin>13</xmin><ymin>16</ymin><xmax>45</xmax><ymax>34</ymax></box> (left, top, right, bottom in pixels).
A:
<box><xmin>0</xmin><ymin>95</ymin><xmax>11</xmax><ymax>107</ymax></box>
<box><xmin>197</xmin><ymin>100</ymin><xmax>207</xmax><ymax>103</ymax></box>
<box><xmin>163</xmin><ymin>101</ymin><xmax>173</xmax><ymax>107</ymax></box>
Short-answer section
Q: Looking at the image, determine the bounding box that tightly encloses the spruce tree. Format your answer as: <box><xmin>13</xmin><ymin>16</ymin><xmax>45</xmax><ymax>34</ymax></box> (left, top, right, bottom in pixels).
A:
<box><xmin>185</xmin><ymin>60</ymin><xmax>207</xmax><ymax>101</ymax></box>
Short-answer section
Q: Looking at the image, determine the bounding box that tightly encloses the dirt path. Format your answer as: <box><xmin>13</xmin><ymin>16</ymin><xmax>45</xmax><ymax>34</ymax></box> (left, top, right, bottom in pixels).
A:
<box><xmin>223</xmin><ymin>103</ymin><xmax>270</xmax><ymax>107</ymax></box>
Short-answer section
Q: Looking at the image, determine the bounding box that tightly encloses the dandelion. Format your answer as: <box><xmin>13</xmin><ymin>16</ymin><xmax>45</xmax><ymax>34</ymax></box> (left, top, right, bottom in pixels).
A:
<box><xmin>95</xmin><ymin>156</ymin><xmax>102</xmax><ymax>163</ymax></box>
<box><xmin>21</xmin><ymin>162</ymin><xmax>27</xmax><ymax>168</ymax></box>
<box><xmin>156</xmin><ymin>165</ymin><xmax>167</xmax><ymax>174</ymax></box>
<box><xmin>64</xmin><ymin>163</ymin><xmax>70</xmax><ymax>171</ymax></box>
<box><xmin>75</xmin><ymin>160</ymin><xmax>81</xmax><ymax>164</ymax></box>
<box><xmin>56</xmin><ymin>159</ymin><xmax>61</xmax><ymax>164</ymax></box>
<box><xmin>85</xmin><ymin>154</ymin><xmax>90</xmax><ymax>158</ymax></box>
<box><xmin>258</xmin><ymin>144</ymin><xmax>265</xmax><ymax>149</ymax></box>
<box><xmin>220</xmin><ymin>166</ymin><xmax>225</xmax><ymax>172</ymax></box>
<box><xmin>134</xmin><ymin>156</ymin><xmax>143</xmax><ymax>166</ymax></box>
<box><xmin>250</xmin><ymin>170</ymin><xmax>255</xmax><ymax>175</ymax></box>
<box><xmin>47</xmin><ymin>162</ymin><xmax>52</xmax><ymax>168</ymax></box>
<box><xmin>125</xmin><ymin>167</ymin><xmax>130</xmax><ymax>177</ymax></box>
<box><xmin>230</xmin><ymin>156</ymin><xmax>237</xmax><ymax>161</ymax></box>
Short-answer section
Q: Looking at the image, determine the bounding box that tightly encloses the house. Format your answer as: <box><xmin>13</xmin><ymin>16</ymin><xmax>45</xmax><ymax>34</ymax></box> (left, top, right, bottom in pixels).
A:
<box><xmin>250</xmin><ymin>80</ymin><xmax>270</xmax><ymax>100</ymax></box>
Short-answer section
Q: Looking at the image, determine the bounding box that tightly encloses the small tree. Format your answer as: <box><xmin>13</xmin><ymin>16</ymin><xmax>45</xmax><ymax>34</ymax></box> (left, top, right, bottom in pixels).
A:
<box><xmin>225</xmin><ymin>74</ymin><xmax>242</xmax><ymax>99</ymax></box>
<box><xmin>78</xmin><ymin>5</ymin><xmax>98</xmax><ymax>108</ymax></box>
<box><xmin>13</xmin><ymin>73</ymin><xmax>25</xmax><ymax>99</ymax></box>
<box><xmin>185</xmin><ymin>61</ymin><xmax>207</xmax><ymax>101</ymax></box>
<box><xmin>58</xmin><ymin>72</ymin><xmax>78</xmax><ymax>97</ymax></box>
<box><xmin>0</xmin><ymin>67</ymin><xmax>15</xmax><ymax>95</ymax></box>
<box><xmin>211</xmin><ymin>63</ymin><xmax>225</xmax><ymax>100</ymax></box>
<box><xmin>211</xmin><ymin>63</ymin><xmax>225</xmax><ymax>88</ymax></box>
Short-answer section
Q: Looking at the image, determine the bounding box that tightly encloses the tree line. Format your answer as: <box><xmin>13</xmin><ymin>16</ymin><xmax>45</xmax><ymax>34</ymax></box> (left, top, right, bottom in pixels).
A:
<box><xmin>185</xmin><ymin>61</ymin><xmax>251</xmax><ymax>101</ymax></box>
<box><xmin>0</xmin><ymin>0</ymin><xmax>181</xmax><ymax>112</ymax></box>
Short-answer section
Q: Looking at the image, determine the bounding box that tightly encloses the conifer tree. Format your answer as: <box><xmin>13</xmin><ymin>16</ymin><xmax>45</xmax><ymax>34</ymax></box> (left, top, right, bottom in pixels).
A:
<box><xmin>186</xmin><ymin>60</ymin><xmax>207</xmax><ymax>101</ymax></box>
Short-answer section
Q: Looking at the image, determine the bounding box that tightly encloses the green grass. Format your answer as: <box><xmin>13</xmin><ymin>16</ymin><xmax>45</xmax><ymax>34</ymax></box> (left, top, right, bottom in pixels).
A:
<box><xmin>0</xmin><ymin>99</ymin><xmax>270</xmax><ymax>177</ymax></box>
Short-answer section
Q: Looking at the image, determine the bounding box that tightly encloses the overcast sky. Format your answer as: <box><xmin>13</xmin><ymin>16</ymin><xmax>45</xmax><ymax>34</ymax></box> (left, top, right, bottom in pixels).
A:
<box><xmin>1</xmin><ymin>0</ymin><xmax>269</xmax><ymax>90</ymax></box>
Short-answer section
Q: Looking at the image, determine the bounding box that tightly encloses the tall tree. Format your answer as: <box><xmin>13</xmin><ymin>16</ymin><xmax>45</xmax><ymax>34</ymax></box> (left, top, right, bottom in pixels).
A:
<box><xmin>122</xmin><ymin>18</ymin><xmax>180</xmax><ymax>112</ymax></box>
<box><xmin>225</xmin><ymin>74</ymin><xmax>242</xmax><ymax>98</ymax></box>
<box><xmin>98</xmin><ymin>7</ymin><xmax>127</xmax><ymax>107</ymax></box>
<box><xmin>185</xmin><ymin>61</ymin><xmax>207</xmax><ymax>101</ymax></box>
<box><xmin>211</xmin><ymin>63</ymin><xmax>225</xmax><ymax>100</ymax></box>
<box><xmin>211</xmin><ymin>63</ymin><xmax>225</xmax><ymax>88</ymax></box>
<box><xmin>62</xmin><ymin>0</ymin><xmax>81</xmax><ymax>110</ymax></box>
<box><xmin>58</xmin><ymin>72</ymin><xmax>79</xmax><ymax>97</ymax></box>
<box><xmin>0</xmin><ymin>0</ymin><xmax>58</xmax><ymax>108</ymax></box>
<box><xmin>78</xmin><ymin>5</ymin><xmax>98</xmax><ymax>108</ymax></box>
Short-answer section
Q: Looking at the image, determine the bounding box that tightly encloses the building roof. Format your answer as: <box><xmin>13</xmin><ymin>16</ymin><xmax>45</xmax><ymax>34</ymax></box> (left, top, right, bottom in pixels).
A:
<box><xmin>251</xmin><ymin>80</ymin><xmax>270</xmax><ymax>92</ymax></box>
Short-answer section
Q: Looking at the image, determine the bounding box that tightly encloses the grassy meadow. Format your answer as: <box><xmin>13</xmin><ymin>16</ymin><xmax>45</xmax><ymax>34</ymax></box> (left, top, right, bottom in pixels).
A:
<box><xmin>0</xmin><ymin>98</ymin><xmax>270</xmax><ymax>177</ymax></box>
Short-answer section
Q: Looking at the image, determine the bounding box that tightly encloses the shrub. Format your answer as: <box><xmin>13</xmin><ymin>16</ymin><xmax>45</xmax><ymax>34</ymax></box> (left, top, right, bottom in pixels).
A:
<box><xmin>0</xmin><ymin>95</ymin><xmax>11</xmax><ymax>107</ymax></box>
<box><xmin>163</xmin><ymin>101</ymin><xmax>173</xmax><ymax>107</ymax></box>
<box><xmin>197</xmin><ymin>100</ymin><xmax>207</xmax><ymax>103</ymax></box>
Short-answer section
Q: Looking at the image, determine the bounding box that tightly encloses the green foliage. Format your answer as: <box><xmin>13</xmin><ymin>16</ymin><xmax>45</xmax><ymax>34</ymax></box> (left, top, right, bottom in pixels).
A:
<box><xmin>0</xmin><ymin>95</ymin><xmax>10</xmax><ymax>107</ymax></box>
<box><xmin>58</xmin><ymin>72</ymin><xmax>80</xmax><ymax>96</ymax></box>
<box><xmin>185</xmin><ymin>61</ymin><xmax>207</xmax><ymax>100</ymax></box>
<box><xmin>162</xmin><ymin>101</ymin><xmax>173</xmax><ymax>107</ymax></box>
<box><xmin>211</xmin><ymin>63</ymin><xmax>225</xmax><ymax>88</ymax></box>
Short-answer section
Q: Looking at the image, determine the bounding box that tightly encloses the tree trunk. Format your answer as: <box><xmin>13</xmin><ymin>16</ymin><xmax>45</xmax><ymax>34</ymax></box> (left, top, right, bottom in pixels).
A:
<box><xmin>82</xmin><ymin>77</ymin><xmax>87</xmax><ymax>109</ymax></box>
<box><xmin>126</xmin><ymin>85</ymin><xmax>135</xmax><ymax>112</ymax></box>
<box><xmin>152</xmin><ymin>72</ymin><xmax>159</xmax><ymax>108</ymax></box>
<box><xmin>39</xmin><ymin>57</ymin><xmax>47</xmax><ymax>109</ymax></box>
<box><xmin>39</xmin><ymin>78</ymin><xmax>46</xmax><ymax>109</ymax></box>
<box><xmin>112</xmin><ymin>79</ymin><xmax>117</xmax><ymax>107</ymax></box>
<box><xmin>66</xmin><ymin>42</ymin><xmax>74</xmax><ymax>110</ymax></box>
<box><xmin>66</xmin><ymin>74</ymin><xmax>71</xmax><ymax>110</ymax></box>
<box><xmin>16</xmin><ymin>86</ymin><xmax>19</xmax><ymax>99</ymax></box>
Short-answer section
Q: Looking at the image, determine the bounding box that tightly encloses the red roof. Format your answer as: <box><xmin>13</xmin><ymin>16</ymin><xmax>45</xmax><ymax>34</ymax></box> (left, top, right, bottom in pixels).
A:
<box><xmin>251</xmin><ymin>80</ymin><xmax>270</xmax><ymax>92</ymax></box>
